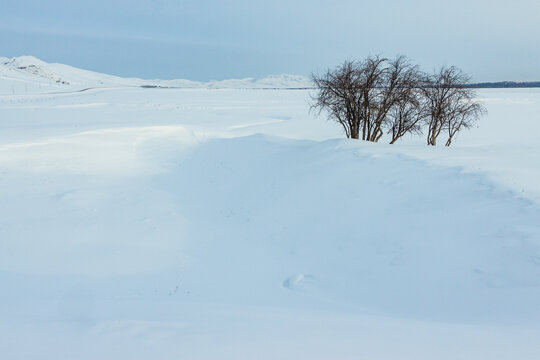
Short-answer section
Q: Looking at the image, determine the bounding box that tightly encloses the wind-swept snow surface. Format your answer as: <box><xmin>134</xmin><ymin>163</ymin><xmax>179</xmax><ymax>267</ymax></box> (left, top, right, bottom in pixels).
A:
<box><xmin>0</xmin><ymin>70</ymin><xmax>540</xmax><ymax>359</ymax></box>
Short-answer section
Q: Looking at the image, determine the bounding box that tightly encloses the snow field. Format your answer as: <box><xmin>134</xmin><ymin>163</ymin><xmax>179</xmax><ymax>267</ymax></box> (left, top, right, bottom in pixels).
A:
<box><xmin>1</xmin><ymin>59</ymin><xmax>540</xmax><ymax>359</ymax></box>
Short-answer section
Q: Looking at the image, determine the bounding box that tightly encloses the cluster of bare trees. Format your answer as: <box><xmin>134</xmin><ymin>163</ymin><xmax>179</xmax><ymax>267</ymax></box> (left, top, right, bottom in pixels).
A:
<box><xmin>311</xmin><ymin>56</ymin><xmax>486</xmax><ymax>146</ymax></box>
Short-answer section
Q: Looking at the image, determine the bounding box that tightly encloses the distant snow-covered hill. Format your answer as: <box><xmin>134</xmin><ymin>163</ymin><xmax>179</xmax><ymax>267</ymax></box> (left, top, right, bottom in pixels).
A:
<box><xmin>0</xmin><ymin>56</ymin><xmax>312</xmax><ymax>94</ymax></box>
<box><xmin>0</xmin><ymin>56</ymin><xmax>142</xmax><ymax>94</ymax></box>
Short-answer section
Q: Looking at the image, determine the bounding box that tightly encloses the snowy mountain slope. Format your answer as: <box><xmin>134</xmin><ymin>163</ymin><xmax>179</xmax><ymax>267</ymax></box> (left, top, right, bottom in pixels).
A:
<box><xmin>0</xmin><ymin>56</ymin><xmax>142</xmax><ymax>93</ymax></box>
<box><xmin>0</xmin><ymin>56</ymin><xmax>313</xmax><ymax>94</ymax></box>
<box><xmin>0</xmin><ymin>82</ymin><xmax>540</xmax><ymax>359</ymax></box>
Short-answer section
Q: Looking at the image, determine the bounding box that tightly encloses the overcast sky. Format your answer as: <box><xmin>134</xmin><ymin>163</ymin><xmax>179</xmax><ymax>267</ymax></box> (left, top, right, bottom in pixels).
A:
<box><xmin>1</xmin><ymin>0</ymin><xmax>539</xmax><ymax>81</ymax></box>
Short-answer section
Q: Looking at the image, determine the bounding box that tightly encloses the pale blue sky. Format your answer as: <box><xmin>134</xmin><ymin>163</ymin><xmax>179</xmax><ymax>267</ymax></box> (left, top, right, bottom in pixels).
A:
<box><xmin>2</xmin><ymin>0</ymin><xmax>539</xmax><ymax>81</ymax></box>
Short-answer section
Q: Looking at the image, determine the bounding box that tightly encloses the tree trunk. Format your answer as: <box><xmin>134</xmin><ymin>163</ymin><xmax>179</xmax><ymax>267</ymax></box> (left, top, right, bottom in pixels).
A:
<box><xmin>351</xmin><ymin>122</ymin><xmax>360</xmax><ymax>139</ymax></box>
<box><xmin>390</xmin><ymin>135</ymin><xmax>400</xmax><ymax>144</ymax></box>
<box><xmin>375</xmin><ymin>128</ymin><xmax>384</xmax><ymax>142</ymax></box>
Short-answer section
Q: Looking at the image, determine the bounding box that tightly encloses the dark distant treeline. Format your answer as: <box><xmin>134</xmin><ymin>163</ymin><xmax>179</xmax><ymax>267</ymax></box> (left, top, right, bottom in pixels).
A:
<box><xmin>466</xmin><ymin>81</ymin><xmax>540</xmax><ymax>88</ymax></box>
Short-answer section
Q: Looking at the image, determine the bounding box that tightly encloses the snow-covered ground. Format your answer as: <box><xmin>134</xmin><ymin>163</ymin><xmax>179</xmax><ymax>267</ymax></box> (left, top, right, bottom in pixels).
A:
<box><xmin>1</xmin><ymin>58</ymin><xmax>540</xmax><ymax>359</ymax></box>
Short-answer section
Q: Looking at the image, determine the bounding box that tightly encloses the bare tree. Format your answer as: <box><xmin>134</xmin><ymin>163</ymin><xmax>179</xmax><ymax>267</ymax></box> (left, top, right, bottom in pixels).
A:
<box><xmin>357</xmin><ymin>55</ymin><xmax>388</xmax><ymax>141</ymax></box>
<box><xmin>312</xmin><ymin>58</ymin><xmax>485</xmax><ymax>146</ymax></box>
<box><xmin>383</xmin><ymin>59</ymin><xmax>426</xmax><ymax>144</ymax></box>
<box><xmin>422</xmin><ymin>66</ymin><xmax>486</xmax><ymax>146</ymax></box>
<box><xmin>312</xmin><ymin>55</ymin><xmax>423</xmax><ymax>142</ymax></box>
<box><xmin>444</xmin><ymin>98</ymin><xmax>486</xmax><ymax>146</ymax></box>
<box><xmin>374</xmin><ymin>57</ymin><xmax>423</xmax><ymax>141</ymax></box>
<box><xmin>387</xmin><ymin>88</ymin><xmax>426</xmax><ymax>144</ymax></box>
<box><xmin>311</xmin><ymin>61</ymin><xmax>364</xmax><ymax>139</ymax></box>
